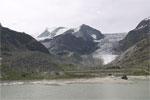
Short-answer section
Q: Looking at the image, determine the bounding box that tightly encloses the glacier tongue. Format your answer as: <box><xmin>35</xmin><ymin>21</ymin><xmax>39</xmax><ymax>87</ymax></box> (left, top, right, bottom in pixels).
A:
<box><xmin>93</xmin><ymin>33</ymin><xmax>127</xmax><ymax>65</ymax></box>
<box><xmin>101</xmin><ymin>54</ymin><xmax>118</xmax><ymax>64</ymax></box>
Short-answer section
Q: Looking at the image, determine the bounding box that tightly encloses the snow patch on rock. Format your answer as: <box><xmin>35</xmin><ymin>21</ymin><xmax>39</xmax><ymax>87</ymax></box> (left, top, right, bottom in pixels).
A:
<box><xmin>91</xmin><ymin>34</ymin><xmax>97</xmax><ymax>39</ymax></box>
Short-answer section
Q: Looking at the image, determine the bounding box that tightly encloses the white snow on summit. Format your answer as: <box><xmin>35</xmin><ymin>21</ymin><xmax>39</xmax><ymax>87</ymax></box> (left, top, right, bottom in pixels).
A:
<box><xmin>54</xmin><ymin>27</ymin><xmax>69</xmax><ymax>36</ymax></box>
<box><xmin>144</xmin><ymin>16</ymin><xmax>150</xmax><ymax>21</ymax></box>
<box><xmin>36</xmin><ymin>37</ymin><xmax>51</xmax><ymax>41</ymax></box>
<box><xmin>36</xmin><ymin>27</ymin><xmax>70</xmax><ymax>41</ymax></box>
<box><xmin>47</xmin><ymin>27</ymin><xmax>57</xmax><ymax>33</ymax></box>
<box><xmin>73</xmin><ymin>27</ymin><xmax>80</xmax><ymax>33</ymax></box>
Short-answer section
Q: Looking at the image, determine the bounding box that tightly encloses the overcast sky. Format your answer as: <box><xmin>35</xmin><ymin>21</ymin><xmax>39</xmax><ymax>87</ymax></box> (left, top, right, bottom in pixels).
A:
<box><xmin>0</xmin><ymin>0</ymin><xmax>150</xmax><ymax>37</ymax></box>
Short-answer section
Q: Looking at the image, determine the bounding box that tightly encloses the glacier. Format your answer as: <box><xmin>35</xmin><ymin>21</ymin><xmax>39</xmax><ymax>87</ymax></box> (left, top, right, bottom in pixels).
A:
<box><xmin>37</xmin><ymin>25</ymin><xmax>127</xmax><ymax>65</ymax></box>
<box><xmin>93</xmin><ymin>33</ymin><xmax>127</xmax><ymax>65</ymax></box>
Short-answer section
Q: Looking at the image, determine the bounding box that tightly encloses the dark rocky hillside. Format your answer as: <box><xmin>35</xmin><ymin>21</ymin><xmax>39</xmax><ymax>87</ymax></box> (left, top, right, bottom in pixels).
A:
<box><xmin>43</xmin><ymin>33</ymin><xmax>98</xmax><ymax>55</ymax></box>
<box><xmin>116</xmin><ymin>17</ymin><xmax>150</xmax><ymax>53</ymax></box>
<box><xmin>0</xmin><ymin>25</ymin><xmax>49</xmax><ymax>54</ymax></box>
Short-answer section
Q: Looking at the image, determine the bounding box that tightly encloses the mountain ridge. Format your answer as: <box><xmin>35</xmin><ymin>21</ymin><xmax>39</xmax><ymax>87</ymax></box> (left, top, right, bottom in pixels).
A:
<box><xmin>39</xmin><ymin>24</ymin><xmax>104</xmax><ymax>56</ymax></box>
<box><xmin>109</xmin><ymin>17</ymin><xmax>150</xmax><ymax>72</ymax></box>
<box><xmin>115</xmin><ymin>17</ymin><xmax>150</xmax><ymax>53</ymax></box>
<box><xmin>37</xmin><ymin>24</ymin><xmax>104</xmax><ymax>41</ymax></box>
<box><xmin>1</xmin><ymin>25</ymin><xmax>50</xmax><ymax>54</ymax></box>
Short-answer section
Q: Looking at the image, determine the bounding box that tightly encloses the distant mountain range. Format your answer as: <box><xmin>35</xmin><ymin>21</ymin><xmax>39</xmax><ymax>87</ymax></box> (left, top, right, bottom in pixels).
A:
<box><xmin>38</xmin><ymin>24</ymin><xmax>104</xmax><ymax>55</ymax></box>
<box><xmin>37</xmin><ymin>17</ymin><xmax>150</xmax><ymax>68</ymax></box>
<box><xmin>1</xmin><ymin>16</ymin><xmax>150</xmax><ymax>80</ymax></box>
<box><xmin>37</xmin><ymin>24</ymin><xmax>104</xmax><ymax>41</ymax></box>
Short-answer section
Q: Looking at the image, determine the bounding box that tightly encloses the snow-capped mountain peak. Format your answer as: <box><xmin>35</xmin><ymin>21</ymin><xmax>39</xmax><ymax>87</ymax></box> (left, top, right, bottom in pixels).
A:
<box><xmin>37</xmin><ymin>27</ymin><xmax>70</xmax><ymax>41</ymax></box>
<box><xmin>37</xmin><ymin>27</ymin><xmax>57</xmax><ymax>38</ymax></box>
<box><xmin>72</xmin><ymin>24</ymin><xmax>104</xmax><ymax>41</ymax></box>
<box><xmin>51</xmin><ymin>27</ymin><xmax>69</xmax><ymax>37</ymax></box>
<box><xmin>46</xmin><ymin>27</ymin><xmax>57</xmax><ymax>33</ymax></box>
<box><xmin>36</xmin><ymin>24</ymin><xmax>104</xmax><ymax>41</ymax></box>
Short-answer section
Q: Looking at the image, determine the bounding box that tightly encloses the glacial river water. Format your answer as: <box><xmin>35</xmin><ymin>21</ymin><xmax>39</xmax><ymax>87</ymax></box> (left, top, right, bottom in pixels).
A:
<box><xmin>0</xmin><ymin>80</ymin><xmax>149</xmax><ymax>100</ymax></box>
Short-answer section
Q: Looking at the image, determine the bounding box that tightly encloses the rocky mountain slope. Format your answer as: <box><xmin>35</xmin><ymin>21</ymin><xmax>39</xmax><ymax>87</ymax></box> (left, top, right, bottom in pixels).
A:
<box><xmin>42</xmin><ymin>33</ymin><xmax>98</xmax><ymax>55</ymax></box>
<box><xmin>110</xmin><ymin>17</ymin><xmax>150</xmax><ymax>72</ymax></box>
<box><xmin>116</xmin><ymin>17</ymin><xmax>150</xmax><ymax>52</ymax></box>
<box><xmin>39</xmin><ymin>24</ymin><xmax>104</xmax><ymax>55</ymax></box>
<box><xmin>1</xmin><ymin>24</ymin><xmax>49</xmax><ymax>54</ymax></box>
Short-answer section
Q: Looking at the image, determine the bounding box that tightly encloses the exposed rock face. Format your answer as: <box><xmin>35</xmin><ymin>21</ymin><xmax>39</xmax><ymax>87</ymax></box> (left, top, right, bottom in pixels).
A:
<box><xmin>116</xmin><ymin>17</ymin><xmax>150</xmax><ymax>52</ymax></box>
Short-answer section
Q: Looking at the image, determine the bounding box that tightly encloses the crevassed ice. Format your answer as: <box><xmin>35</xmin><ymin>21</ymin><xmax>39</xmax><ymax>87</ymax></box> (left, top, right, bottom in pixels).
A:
<box><xmin>93</xmin><ymin>33</ymin><xmax>127</xmax><ymax>65</ymax></box>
